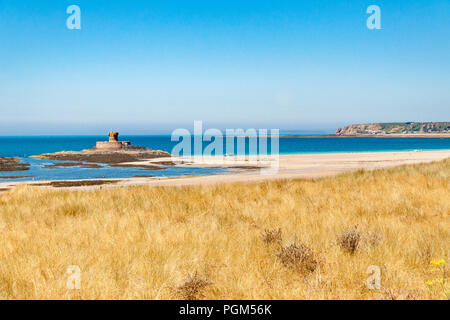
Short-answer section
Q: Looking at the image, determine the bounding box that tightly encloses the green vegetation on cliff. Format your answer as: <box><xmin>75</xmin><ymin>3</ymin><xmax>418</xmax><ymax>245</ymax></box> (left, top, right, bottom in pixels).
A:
<box><xmin>336</xmin><ymin>122</ymin><xmax>450</xmax><ymax>136</ymax></box>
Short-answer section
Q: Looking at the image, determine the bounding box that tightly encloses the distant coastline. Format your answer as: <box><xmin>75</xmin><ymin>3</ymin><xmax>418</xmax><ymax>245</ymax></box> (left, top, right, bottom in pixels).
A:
<box><xmin>279</xmin><ymin>122</ymin><xmax>450</xmax><ymax>138</ymax></box>
<box><xmin>335</xmin><ymin>121</ymin><xmax>450</xmax><ymax>136</ymax></box>
<box><xmin>280</xmin><ymin>133</ymin><xmax>450</xmax><ymax>138</ymax></box>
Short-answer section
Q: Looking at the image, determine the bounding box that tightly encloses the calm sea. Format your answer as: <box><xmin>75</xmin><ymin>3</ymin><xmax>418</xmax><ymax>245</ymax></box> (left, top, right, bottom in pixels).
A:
<box><xmin>0</xmin><ymin>136</ymin><xmax>449</xmax><ymax>182</ymax></box>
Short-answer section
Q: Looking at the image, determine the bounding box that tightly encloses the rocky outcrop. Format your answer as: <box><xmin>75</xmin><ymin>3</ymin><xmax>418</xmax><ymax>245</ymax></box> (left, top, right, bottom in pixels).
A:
<box><xmin>31</xmin><ymin>149</ymin><xmax>171</xmax><ymax>164</ymax></box>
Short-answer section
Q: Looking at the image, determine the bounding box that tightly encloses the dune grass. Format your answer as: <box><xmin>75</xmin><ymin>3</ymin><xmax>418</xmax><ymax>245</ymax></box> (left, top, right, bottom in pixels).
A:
<box><xmin>0</xmin><ymin>158</ymin><xmax>449</xmax><ymax>300</ymax></box>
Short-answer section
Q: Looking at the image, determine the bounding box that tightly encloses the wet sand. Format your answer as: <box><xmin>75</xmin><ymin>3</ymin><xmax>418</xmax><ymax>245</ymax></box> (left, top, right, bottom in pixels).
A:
<box><xmin>42</xmin><ymin>162</ymin><xmax>103</xmax><ymax>169</ymax></box>
<box><xmin>31</xmin><ymin>180</ymin><xmax>121</xmax><ymax>188</ymax></box>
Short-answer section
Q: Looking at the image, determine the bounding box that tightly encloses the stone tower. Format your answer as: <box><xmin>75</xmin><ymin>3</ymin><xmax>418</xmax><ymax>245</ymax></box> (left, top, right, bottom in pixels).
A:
<box><xmin>96</xmin><ymin>132</ymin><xmax>130</xmax><ymax>150</ymax></box>
<box><xmin>109</xmin><ymin>132</ymin><xmax>119</xmax><ymax>142</ymax></box>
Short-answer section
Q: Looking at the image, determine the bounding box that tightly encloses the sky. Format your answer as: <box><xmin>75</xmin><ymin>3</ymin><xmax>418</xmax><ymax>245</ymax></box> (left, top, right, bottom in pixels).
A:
<box><xmin>0</xmin><ymin>0</ymin><xmax>449</xmax><ymax>135</ymax></box>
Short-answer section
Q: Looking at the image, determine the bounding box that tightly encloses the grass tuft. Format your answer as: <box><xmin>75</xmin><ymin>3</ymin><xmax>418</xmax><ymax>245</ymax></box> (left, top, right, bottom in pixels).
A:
<box><xmin>337</xmin><ymin>226</ymin><xmax>361</xmax><ymax>254</ymax></box>
<box><xmin>262</xmin><ymin>228</ymin><xmax>282</xmax><ymax>245</ymax></box>
<box><xmin>176</xmin><ymin>272</ymin><xmax>212</xmax><ymax>300</ymax></box>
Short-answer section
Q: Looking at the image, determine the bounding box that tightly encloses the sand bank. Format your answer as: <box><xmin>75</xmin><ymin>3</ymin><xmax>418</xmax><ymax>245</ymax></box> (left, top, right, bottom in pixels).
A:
<box><xmin>1</xmin><ymin>150</ymin><xmax>449</xmax><ymax>191</ymax></box>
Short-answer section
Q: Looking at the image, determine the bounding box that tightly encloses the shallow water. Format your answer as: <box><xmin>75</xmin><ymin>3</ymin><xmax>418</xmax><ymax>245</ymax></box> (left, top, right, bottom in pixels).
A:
<box><xmin>0</xmin><ymin>157</ymin><xmax>227</xmax><ymax>182</ymax></box>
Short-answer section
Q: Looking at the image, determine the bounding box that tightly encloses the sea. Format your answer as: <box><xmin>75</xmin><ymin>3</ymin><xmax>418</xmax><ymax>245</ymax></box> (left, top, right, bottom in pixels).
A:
<box><xmin>0</xmin><ymin>135</ymin><xmax>449</xmax><ymax>182</ymax></box>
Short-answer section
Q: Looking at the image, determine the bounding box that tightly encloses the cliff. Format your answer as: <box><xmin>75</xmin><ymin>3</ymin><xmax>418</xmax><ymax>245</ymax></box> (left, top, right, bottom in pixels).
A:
<box><xmin>336</xmin><ymin>122</ymin><xmax>450</xmax><ymax>136</ymax></box>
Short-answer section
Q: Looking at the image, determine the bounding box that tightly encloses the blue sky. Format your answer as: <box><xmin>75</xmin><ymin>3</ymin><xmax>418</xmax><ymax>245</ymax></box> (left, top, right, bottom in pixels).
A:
<box><xmin>0</xmin><ymin>0</ymin><xmax>449</xmax><ymax>135</ymax></box>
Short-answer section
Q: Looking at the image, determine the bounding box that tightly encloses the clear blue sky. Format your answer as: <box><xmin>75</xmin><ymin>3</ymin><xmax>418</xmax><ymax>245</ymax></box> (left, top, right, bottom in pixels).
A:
<box><xmin>0</xmin><ymin>0</ymin><xmax>449</xmax><ymax>135</ymax></box>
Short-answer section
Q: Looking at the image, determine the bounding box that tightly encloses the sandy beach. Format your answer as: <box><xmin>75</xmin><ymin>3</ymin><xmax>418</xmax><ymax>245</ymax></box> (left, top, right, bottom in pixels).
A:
<box><xmin>2</xmin><ymin>150</ymin><xmax>449</xmax><ymax>190</ymax></box>
<box><xmin>119</xmin><ymin>150</ymin><xmax>450</xmax><ymax>187</ymax></box>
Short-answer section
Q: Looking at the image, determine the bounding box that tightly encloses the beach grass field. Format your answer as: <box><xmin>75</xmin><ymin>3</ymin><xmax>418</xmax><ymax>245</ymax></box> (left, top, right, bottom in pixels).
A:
<box><xmin>0</xmin><ymin>158</ymin><xmax>448</xmax><ymax>299</ymax></box>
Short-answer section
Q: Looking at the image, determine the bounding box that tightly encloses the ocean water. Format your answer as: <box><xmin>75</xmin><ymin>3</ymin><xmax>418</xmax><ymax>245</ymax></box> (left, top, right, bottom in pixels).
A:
<box><xmin>0</xmin><ymin>136</ymin><xmax>449</xmax><ymax>182</ymax></box>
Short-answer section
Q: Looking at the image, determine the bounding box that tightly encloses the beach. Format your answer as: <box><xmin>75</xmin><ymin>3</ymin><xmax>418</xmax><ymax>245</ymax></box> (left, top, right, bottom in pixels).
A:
<box><xmin>2</xmin><ymin>150</ymin><xmax>449</xmax><ymax>190</ymax></box>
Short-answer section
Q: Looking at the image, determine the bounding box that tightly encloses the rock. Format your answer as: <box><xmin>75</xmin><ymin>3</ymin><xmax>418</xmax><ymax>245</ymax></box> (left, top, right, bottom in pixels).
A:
<box><xmin>0</xmin><ymin>157</ymin><xmax>30</xmax><ymax>172</ymax></box>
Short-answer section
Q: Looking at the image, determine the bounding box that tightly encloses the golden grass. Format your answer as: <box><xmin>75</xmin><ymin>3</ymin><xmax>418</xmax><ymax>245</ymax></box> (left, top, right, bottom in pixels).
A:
<box><xmin>0</xmin><ymin>158</ymin><xmax>449</xmax><ymax>300</ymax></box>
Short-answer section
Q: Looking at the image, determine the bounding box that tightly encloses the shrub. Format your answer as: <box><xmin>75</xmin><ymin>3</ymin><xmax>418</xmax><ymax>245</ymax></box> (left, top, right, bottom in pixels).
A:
<box><xmin>176</xmin><ymin>272</ymin><xmax>212</xmax><ymax>300</ymax></box>
<box><xmin>337</xmin><ymin>226</ymin><xmax>361</xmax><ymax>254</ymax></box>
<box><xmin>277</xmin><ymin>243</ymin><xmax>318</xmax><ymax>273</ymax></box>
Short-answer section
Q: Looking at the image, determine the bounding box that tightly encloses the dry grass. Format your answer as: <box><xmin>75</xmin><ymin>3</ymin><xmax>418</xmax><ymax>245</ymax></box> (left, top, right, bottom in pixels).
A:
<box><xmin>0</xmin><ymin>158</ymin><xmax>449</xmax><ymax>300</ymax></box>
